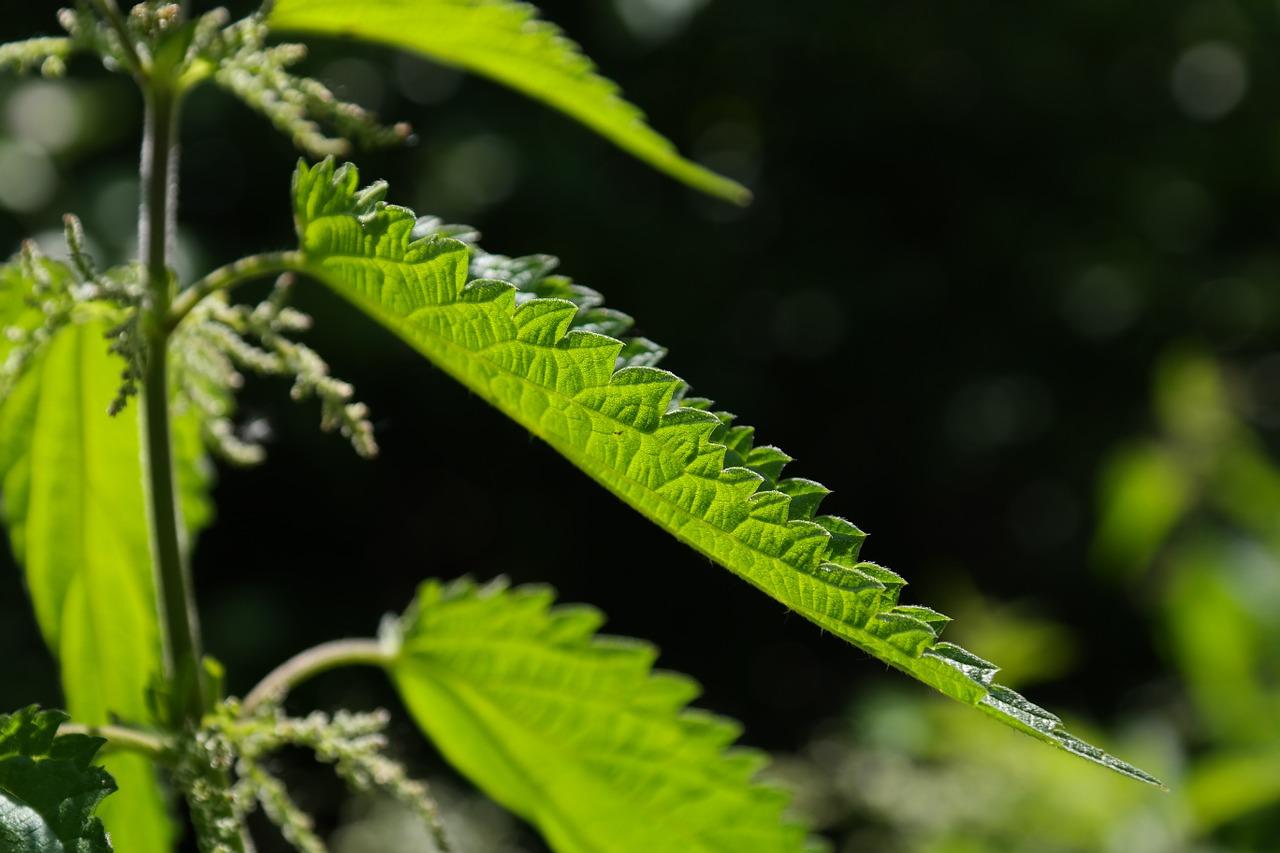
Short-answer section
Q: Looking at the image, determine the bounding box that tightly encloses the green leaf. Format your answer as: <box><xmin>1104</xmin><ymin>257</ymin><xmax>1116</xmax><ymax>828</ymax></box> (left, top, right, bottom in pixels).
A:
<box><xmin>266</xmin><ymin>0</ymin><xmax>750</xmax><ymax>205</ymax></box>
<box><xmin>0</xmin><ymin>317</ymin><xmax>176</xmax><ymax>853</ymax></box>
<box><xmin>0</xmin><ymin>258</ymin><xmax>219</xmax><ymax>852</ymax></box>
<box><xmin>390</xmin><ymin>578</ymin><xmax>819</xmax><ymax>853</ymax></box>
<box><xmin>0</xmin><ymin>706</ymin><xmax>115</xmax><ymax>853</ymax></box>
<box><xmin>292</xmin><ymin>159</ymin><xmax>1164</xmax><ymax>787</ymax></box>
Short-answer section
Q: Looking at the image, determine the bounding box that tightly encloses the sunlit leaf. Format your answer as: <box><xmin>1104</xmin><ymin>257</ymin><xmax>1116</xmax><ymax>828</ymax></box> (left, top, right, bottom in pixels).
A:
<box><xmin>0</xmin><ymin>318</ymin><xmax>175</xmax><ymax>853</ymax></box>
<box><xmin>389</xmin><ymin>578</ymin><xmax>819</xmax><ymax>853</ymax></box>
<box><xmin>291</xmin><ymin>158</ymin><xmax>1162</xmax><ymax>787</ymax></box>
<box><xmin>267</xmin><ymin>0</ymin><xmax>750</xmax><ymax>204</ymax></box>
<box><xmin>0</xmin><ymin>259</ymin><xmax>217</xmax><ymax>853</ymax></box>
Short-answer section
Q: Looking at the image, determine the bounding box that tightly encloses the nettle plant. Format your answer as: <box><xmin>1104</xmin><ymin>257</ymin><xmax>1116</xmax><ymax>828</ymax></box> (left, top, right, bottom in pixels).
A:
<box><xmin>0</xmin><ymin>2</ymin><xmax>1163</xmax><ymax>852</ymax></box>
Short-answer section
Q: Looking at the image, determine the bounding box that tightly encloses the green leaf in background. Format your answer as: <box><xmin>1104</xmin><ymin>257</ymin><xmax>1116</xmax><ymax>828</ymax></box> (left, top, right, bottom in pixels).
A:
<box><xmin>266</xmin><ymin>0</ymin><xmax>751</xmax><ymax>205</ymax></box>
<box><xmin>0</xmin><ymin>705</ymin><xmax>115</xmax><ymax>853</ymax></box>
<box><xmin>0</xmin><ymin>259</ymin><xmax>217</xmax><ymax>853</ymax></box>
<box><xmin>290</xmin><ymin>159</ymin><xmax>1162</xmax><ymax>786</ymax></box>
<box><xmin>1091</xmin><ymin>443</ymin><xmax>1192</xmax><ymax>580</ymax></box>
<box><xmin>389</xmin><ymin>578</ymin><xmax>820</xmax><ymax>853</ymax></box>
<box><xmin>0</xmin><ymin>318</ymin><xmax>173</xmax><ymax>853</ymax></box>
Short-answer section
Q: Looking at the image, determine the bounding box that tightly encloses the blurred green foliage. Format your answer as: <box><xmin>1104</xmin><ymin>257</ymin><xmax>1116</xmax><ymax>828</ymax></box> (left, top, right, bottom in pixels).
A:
<box><xmin>775</xmin><ymin>351</ymin><xmax>1280</xmax><ymax>851</ymax></box>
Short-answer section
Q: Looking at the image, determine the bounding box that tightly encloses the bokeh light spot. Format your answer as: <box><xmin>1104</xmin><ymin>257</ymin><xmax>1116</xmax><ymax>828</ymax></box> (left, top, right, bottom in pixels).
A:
<box><xmin>5</xmin><ymin>80</ymin><xmax>81</xmax><ymax>153</ymax></box>
<box><xmin>1170</xmin><ymin>41</ymin><xmax>1248</xmax><ymax>121</ymax></box>
<box><xmin>614</xmin><ymin>0</ymin><xmax>709</xmax><ymax>43</ymax></box>
<box><xmin>1060</xmin><ymin>264</ymin><xmax>1142</xmax><ymax>340</ymax></box>
<box><xmin>0</xmin><ymin>140</ymin><xmax>56</xmax><ymax>213</ymax></box>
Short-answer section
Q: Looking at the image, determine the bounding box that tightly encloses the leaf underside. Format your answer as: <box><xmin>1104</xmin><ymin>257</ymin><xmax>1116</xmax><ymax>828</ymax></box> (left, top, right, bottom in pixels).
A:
<box><xmin>266</xmin><ymin>0</ymin><xmax>750</xmax><ymax>204</ymax></box>
<box><xmin>392</xmin><ymin>578</ymin><xmax>821</xmax><ymax>853</ymax></box>
<box><xmin>0</xmin><ymin>263</ymin><xmax>216</xmax><ymax>852</ymax></box>
<box><xmin>0</xmin><ymin>706</ymin><xmax>115</xmax><ymax>853</ymax></box>
<box><xmin>292</xmin><ymin>159</ymin><xmax>1162</xmax><ymax>788</ymax></box>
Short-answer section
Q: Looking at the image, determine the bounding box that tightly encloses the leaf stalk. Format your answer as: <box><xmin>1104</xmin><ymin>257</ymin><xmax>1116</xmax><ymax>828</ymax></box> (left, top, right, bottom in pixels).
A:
<box><xmin>63</xmin><ymin>723</ymin><xmax>174</xmax><ymax>760</ymax></box>
<box><xmin>168</xmin><ymin>250</ymin><xmax>306</xmax><ymax>330</ymax></box>
<box><xmin>242</xmin><ymin>639</ymin><xmax>391</xmax><ymax>714</ymax></box>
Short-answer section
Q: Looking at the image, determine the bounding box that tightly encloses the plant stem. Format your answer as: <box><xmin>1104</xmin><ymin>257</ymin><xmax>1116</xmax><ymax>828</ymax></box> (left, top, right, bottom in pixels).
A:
<box><xmin>139</xmin><ymin>81</ymin><xmax>205</xmax><ymax>727</ymax></box>
<box><xmin>168</xmin><ymin>251</ymin><xmax>306</xmax><ymax>330</ymax></box>
<box><xmin>63</xmin><ymin>723</ymin><xmax>173</xmax><ymax>761</ymax></box>
<box><xmin>242</xmin><ymin>639</ymin><xmax>391</xmax><ymax>714</ymax></box>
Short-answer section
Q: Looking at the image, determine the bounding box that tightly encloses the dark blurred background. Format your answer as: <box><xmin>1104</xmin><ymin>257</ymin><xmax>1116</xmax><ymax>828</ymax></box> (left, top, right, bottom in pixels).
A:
<box><xmin>3</xmin><ymin>1</ymin><xmax>1279</xmax><ymax>850</ymax></box>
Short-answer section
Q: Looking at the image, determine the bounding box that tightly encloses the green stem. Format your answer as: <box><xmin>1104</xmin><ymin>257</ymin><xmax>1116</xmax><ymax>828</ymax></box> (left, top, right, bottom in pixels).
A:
<box><xmin>139</xmin><ymin>82</ymin><xmax>205</xmax><ymax>727</ymax></box>
<box><xmin>242</xmin><ymin>639</ymin><xmax>391</xmax><ymax>714</ymax></box>
<box><xmin>63</xmin><ymin>723</ymin><xmax>173</xmax><ymax>761</ymax></box>
<box><xmin>168</xmin><ymin>250</ymin><xmax>306</xmax><ymax>330</ymax></box>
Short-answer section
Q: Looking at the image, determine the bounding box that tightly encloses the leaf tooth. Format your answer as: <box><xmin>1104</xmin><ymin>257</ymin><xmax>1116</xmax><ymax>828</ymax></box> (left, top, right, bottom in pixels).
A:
<box><xmin>806</xmin><ymin>563</ymin><xmax>888</xmax><ymax>626</ymax></box>
<box><xmin>868</xmin><ymin>611</ymin><xmax>936</xmax><ymax>657</ymax></box>
<box><xmin>577</xmin><ymin>366</ymin><xmax>682</xmax><ymax>431</ymax></box>
<box><xmin>1052</xmin><ymin>732</ymin><xmax>1167</xmax><ymax>789</ymax></box>
<box><xmin>415</xmin><ymin>215</ymin><xmax>481</xmax><ymax>244</ymax></box>
<box><xmin>717</xmin><ymin>747</ymin><xmax>771</xmax><ymax>784</ymax></box>
<box><xmin>637</xmin><ymin>671</ymin><xmax>702</xmax><ymax>711</ymax></box>
<box><xmin>615</xmin><ymin>336</ymin><xmax>667</xmax><ymax>369</ymax></box>
<box><xmin>513</xmin><ymin>297</ymin><xmax>578</xmax><ymax>346</ymax></box>
<box><xmin>775</xmin><ymin>477</ymin><xmax>830</xmax><ymax>520</ymax></box>
<box><xmin>331</xmin><ymin>160</ymin><xmax>360</xmax><ymax>199</ymax></box>
<box><xmin>891</xmin><ymin>605</ymin><xmax>951</xmax><ymax>639</ymax></box>
<box><xmin>542</xmin><ymin>604</ymin><xmax>605</xmax><ymax>642</ymax></box>
<box><xmin>719</xmin><ymin>423</ymin><xmax>755</xmax><ymax>458</ymax></box>
<box><xmin>676</xmin><ymin>709</ymin><xmax>742</xmax><ymax>751</ymax></box>
<box><xmin>813</xmin><ymin>515</ymin><xmax>867</xmax><ymax>563</ymax></box>
<box><xmin>810</xmin><ymin>562</ymin><xmax>886</xmax><ymax>593</ymax></box>
<box><xmin>562</xmin><ymin>282</ymin><xmax>604</xmax><ymax>309</ymax></box>
<box><xmin>924</xmin><ymin>641</ymin><xmax>1000</xmax><ymax>685</ymax></box>
<box><xmin>852</xmin><ymin>561</ymin><xmax>906</xmax><ymax>606</ymax></box>
<box><xmin>574</xmin><ymin>306</ymin><xmax>633</xmax><ymax>337</ymax></box>
<box><xmin>745</xmin><ymin>490</ymin><xmax>790</xmax><ymax>524</ymax></box>
<box><xmin>744</xmin><ymin>444</ymin><xmax>791</xmax><ymax>485</ymax></box>
<box><xmin>777</xmin><ymin>520</ymin><xmax>831</xmax><ymax>569</ymax></box>
<box><xmin>654</xmin><ymin>409</ymin><xmax>723</xmax><ymax>475</ymax></box>
<box><xmin>980</xmin><ymin>683</ymin><xmax>1062</xmax><ymax>734</ymax></box>
<box><xmin>720</xmin><ymin>466</ymin><xmax>767</xmax><ymax>501</ymax></box>
<box><xmin>561</xmin><ymin>332</ymin><xmax>624</xmax><ymax>389</ymax></box>
<box><xmin>471</xmin><ymin>252</ymin><xmax>558</xmax><ymax>289</ymax></box>
<box><xmin>707</xmin><ymin>414</ymin><xmax>734</xmax><ymax>448</ymax></box>
<box><xmin>459</xmin><ymin>278</ymin><xmax>517</xmax><ymax>309</ymax></box>
<box><xmin>667</xmin><ymin>380</ymin><xmax>694</xmax><ymax>410</ymax></box>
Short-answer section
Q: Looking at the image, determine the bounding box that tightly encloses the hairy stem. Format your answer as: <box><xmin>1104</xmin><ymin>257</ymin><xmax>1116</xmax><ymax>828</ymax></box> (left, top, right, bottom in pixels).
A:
<box><xmin>139</xmin><ymin>81</ymin><xmax>205</xmax><ymax>726</ymax></box>
<box><xmin>243</xmin><ymin>639</ymin><xmax>391</xmax><ymax>714</ymax></box>
<box><xmin>63</xmin><ymin>723</ymin><xmax>173</xmax><ymax>761</ymax></box>
<box><xmin>168</xmin><ymin>250</ymin><xmax>306</xmax><ymax>330</ymax></box>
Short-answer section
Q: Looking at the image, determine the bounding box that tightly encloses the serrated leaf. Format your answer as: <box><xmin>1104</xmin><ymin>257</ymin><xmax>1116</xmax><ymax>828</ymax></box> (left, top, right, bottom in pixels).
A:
<box><xmin>267</xmin><ymin>0</ymin><xmax>750</xmax><ymax>204</ymax></box>
<box><xmin>0</xmin><ymin>705</ymin><xmax>115</xmax><ymax>853</ymax></box>
<box><xmin>389</xmin><ymin>578</ymin><xmax>820</xmax><ymax>853</ymax></box>
<box><xmin>0</xmin><ymin>261</ymin><xmax>217</xmax><ymax>853</ymax></box>
<box><xmin>292</xmin><ymin>159</ymin><xmax>1163</xmax><ymax>787</ymax></box>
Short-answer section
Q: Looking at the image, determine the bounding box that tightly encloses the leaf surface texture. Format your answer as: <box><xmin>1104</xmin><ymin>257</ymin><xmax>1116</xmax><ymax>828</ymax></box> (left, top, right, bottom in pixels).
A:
<box><xmin>391</xmin><ymin>578</ymin><xmax>818</xmax><ymax>853</ymax></box>
<box><xmin>293</xmin><ymin>160</ymin><xmax>1162</xmax><ymax>787</ymax></box>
